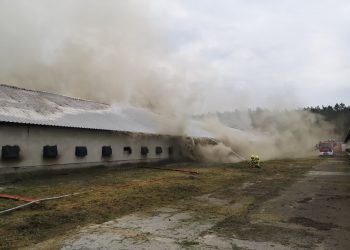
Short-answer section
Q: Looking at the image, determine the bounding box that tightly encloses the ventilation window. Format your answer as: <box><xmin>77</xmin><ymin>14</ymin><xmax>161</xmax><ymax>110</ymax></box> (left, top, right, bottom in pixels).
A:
<box><xmin>102</xmin><ymin>146</ymin><xmax>112</xmax><ymax>157</ymax></box>
<box><xmin>168</xmin><ymin>146</ymin><xmax>174</xmax><ymax>155</ymax></box>
<box><xmin>75</xmin><ymin>146</ymin><xmax>88</xmax><ymax>157</ymax></box>
<box><xmin>141</xmin><ymin>146</ymin><xmax>149</xmax><ymax>156</ymax></box>
<box><xmin>155</xmin><ymin>146</ymin><xmax>163</xmax><ymax>155</ymax></box>
<box><xmin>123</xmin><ymin>146</ymin><xmax>132</xmax><ymax>155</ymax></box>
<box><xmin>1</xmin><ymin>145</ymin><xmax>20</xmax><ymax>160</ymax></box>
<box><xmin>43</xmin><ymin>145</ymin><xmax>58</xmax><ymax>158</ymax></box>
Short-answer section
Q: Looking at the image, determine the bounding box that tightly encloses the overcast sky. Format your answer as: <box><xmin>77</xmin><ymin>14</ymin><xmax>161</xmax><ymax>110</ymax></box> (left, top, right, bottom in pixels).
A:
<box><xmin>150</xmin><ymin>0</ymin><xmax>350</xmax><ymax>111</ymax></box>
<box><xmin>0</xmin><ymin>1</ymin><xmax>349</xmax><ymax>113</ymax></box>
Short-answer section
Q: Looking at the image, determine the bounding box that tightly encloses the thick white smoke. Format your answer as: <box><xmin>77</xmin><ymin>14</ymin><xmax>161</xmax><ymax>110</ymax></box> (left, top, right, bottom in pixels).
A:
<box><xmin>197</xmin><ymin>110</ymin><xmax>336</xmax><ymax>162</ymax></box>
<box><xmin>0</xmin><ymin>0</ymin><xmax>202</xmax><ymax>135</ymax></box>
<box><xmin>0</xmin><ymin>1</ymin><xmax>335</xmax><ymax>162</ymax></box>
<box><xmin>0</xmin><ymin>1</ymin><xmax>197</xmax><ymax>120</ymax></box>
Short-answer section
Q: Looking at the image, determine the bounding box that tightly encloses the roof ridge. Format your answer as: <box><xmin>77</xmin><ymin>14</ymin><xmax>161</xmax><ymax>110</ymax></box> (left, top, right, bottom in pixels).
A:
<box><xmin>0</xmin><ymin>83</ymin><xmax>109</xmax><ymax>106</ymax></box>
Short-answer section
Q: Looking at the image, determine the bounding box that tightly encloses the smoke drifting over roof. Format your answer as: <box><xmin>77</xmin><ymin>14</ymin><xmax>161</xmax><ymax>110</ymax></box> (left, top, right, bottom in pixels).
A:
<box><xmin>0</xmin><ymin>1</ymin><xmax>197</xmax><ymax>118</ymax></box>
<box><xmin>0</xmin><ymin>1</ymin><xmax>337</xmax><ymax>161</ymax></box>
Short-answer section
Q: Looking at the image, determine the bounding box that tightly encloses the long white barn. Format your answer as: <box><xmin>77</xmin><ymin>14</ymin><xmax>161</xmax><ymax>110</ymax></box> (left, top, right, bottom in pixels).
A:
<box><xmin>0</xmin><ymin>84</ymin><xmax>220</xmax><ymax>173</ymax></box>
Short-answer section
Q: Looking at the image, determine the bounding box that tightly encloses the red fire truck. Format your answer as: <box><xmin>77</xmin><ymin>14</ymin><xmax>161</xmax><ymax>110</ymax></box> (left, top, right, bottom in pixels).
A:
<box><xmin>318</xmin><ymin>140</ymin><xmax>339</xmax><ymax>157</ymax></box>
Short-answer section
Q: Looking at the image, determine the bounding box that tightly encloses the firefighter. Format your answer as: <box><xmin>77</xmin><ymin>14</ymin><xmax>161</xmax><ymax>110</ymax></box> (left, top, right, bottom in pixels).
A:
<box><xmin>250</xmin><ymin>155</ymin><xmax>255</xmax><ymax>167</ymax></box>
<box><xmin>254</xmin><ymin>155</ymin><xmax>260</xmax><ymax>168</ymax></box>
<box><xmin>250</xmin><ymin>155</ymin><xmax>261</xmax><ymax>168</ymax></box>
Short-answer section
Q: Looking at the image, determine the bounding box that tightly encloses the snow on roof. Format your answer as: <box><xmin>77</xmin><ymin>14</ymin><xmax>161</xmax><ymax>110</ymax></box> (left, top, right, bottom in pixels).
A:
<box><xmin>0</xmin><ymin>84</ymin><xmax>214</xmax><ymax>138</ymax></box>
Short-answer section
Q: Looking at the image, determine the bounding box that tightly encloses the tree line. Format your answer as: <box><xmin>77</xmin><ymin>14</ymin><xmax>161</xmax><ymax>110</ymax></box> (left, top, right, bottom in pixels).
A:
<box><xmin>304</xmin><ymin>103</ymin><xmax>350</xmax><ymax>138</ymax></box>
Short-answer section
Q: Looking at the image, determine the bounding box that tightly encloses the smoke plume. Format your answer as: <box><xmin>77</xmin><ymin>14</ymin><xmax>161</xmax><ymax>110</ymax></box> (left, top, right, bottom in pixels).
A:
<box><xmin>196</xmin><ymin>109</ymin><xmax>336</xmax><ymax>162</ymax></box>
<box><xmin>0</xmin><ymin>1</ymin><xmax>196</xmax><ymax>121</ymax></box>
<box><xmin>0</xmin><ymin>1</ymin><xmax>336</xmax><ymax>162</ymax></box>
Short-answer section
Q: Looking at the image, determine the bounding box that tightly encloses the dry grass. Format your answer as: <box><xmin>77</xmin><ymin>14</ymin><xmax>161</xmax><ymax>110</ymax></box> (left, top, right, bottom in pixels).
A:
<box><xmin>0</xmin><ymin>157</ymin><xmax>324</xmax><ymax>249</ymax></box>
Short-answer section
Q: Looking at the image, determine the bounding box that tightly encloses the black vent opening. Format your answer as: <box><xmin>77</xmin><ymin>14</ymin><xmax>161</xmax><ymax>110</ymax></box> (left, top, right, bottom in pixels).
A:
<box><xmin>155</xmin><ymin>146</ymin><xmax>163</xmax><ymax>155</ymax></box>
<box><xmin>102</xmin><ymin>146</ymin><xmax>112</xmax><ymax>157</ymax></box>
<box><xmin>43</xmin><ymin>145</ymin><xmax>58</xmax><ymax>158</ymax></box>
<box><xmin>168</xmin><ymin>146</ymin><xmax>174</xmax><ymax>155</ymax></box>
<box><xmin>1</xmin><ymin>145</ymin><xmax>20</xmax><ymax>160</ymax></box>
<box><xmin>123</xmin><ymin>147</ymin><xmax>132</xmax><ymax>155</ymax></box>
<box><xmin>75</xmin><ymin>146</ymin><xmax>88</xmax><ymax>157</ymax></box>
<box><xmin>141</xmin><ymin>146</ymin><xmax>149</xmax><ymax>156</ymax></box>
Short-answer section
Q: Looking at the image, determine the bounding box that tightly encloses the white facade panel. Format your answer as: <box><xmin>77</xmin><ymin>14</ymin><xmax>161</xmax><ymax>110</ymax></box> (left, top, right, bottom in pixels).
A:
<box><xmin>0</xmin><ymin>124</ymin><xmax>180</xmax><ymax>173</ymax></box>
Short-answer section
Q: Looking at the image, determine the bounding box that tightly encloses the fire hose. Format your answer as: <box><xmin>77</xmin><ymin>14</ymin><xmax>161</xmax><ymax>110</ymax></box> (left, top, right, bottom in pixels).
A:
<box><xmin>0</xmin><ymin>192</ymin><xmax>82</xmax><ymax>215</ymax></box>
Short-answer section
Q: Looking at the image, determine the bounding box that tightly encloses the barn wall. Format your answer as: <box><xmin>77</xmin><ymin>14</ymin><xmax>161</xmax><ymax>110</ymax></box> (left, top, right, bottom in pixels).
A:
<box><xmin>0</xmin><ymin>124</ymin><xmax>180</xmax><ymax>173</ymax></box>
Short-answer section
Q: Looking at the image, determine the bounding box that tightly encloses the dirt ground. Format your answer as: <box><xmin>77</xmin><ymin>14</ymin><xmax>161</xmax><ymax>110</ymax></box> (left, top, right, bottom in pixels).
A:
<box><xmin>0</xmin><ymin>156</ymin><xmax>349</xmax><ymax>249</ymax></box>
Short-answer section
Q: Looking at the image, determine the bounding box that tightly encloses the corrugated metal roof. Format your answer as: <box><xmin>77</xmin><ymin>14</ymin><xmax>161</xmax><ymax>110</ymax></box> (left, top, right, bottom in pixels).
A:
<box><xmin>0</xmin><ymin>84</ymin><xmax>215</xmax><ymax>137</ymax></box>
